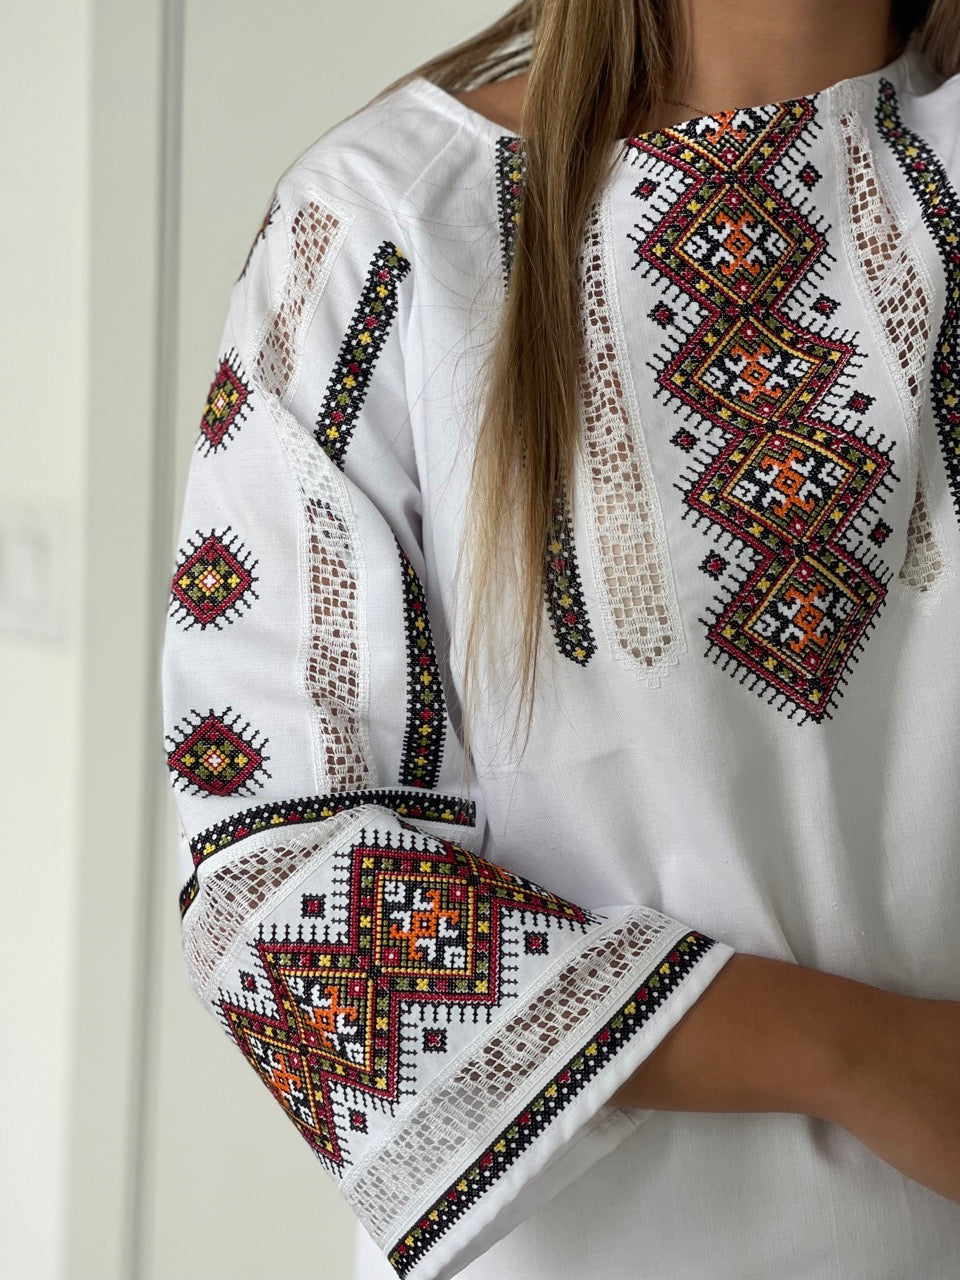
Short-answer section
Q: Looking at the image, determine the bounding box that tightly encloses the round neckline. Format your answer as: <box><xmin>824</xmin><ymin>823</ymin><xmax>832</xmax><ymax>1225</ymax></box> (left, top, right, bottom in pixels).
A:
<box><xmin>405</xmin><ymin>42</ymin><xmax>919</xmax><ymax>151</ymax></box>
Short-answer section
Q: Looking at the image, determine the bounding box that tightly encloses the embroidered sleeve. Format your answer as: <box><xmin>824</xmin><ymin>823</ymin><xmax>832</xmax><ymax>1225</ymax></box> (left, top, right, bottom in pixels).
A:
<box><xmin>161</xmin><ymin>163</ymin><xmax>737</xmax><ymax>1280</ymax></box>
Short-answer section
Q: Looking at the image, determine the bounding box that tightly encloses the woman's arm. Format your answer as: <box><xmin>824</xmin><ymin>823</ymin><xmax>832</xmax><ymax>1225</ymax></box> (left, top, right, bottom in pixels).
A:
<box><xmin>613</xmin><ymin>951</ymin><xmax>960</xmax><ymax>1205</ymax></box>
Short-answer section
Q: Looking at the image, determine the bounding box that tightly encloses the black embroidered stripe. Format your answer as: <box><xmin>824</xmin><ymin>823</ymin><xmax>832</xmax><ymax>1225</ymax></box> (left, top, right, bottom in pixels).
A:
<box><xmin>545</xmin><ymin>491</ymin><xmax>597</xmax><ymax>664</ymax></box>
<box><xmin>178</xmin><ymin>789</ymin><xmax>477</xmax><ymax>917</ymax></box>
<box><xmin>395</xmin><ymin>537</ymin><xmax>446</xmax><ymax>789</ymax></box>
<box><xmin>387</xmin><ymin>930</ymin><xmax>722</xmax><ymax>1276</ymax></box>
<box><xmin>495</xmin><ymin>135</ymin><xmax>597</xmax><ymax>666</ymax></box>
<box><xmin>495</xmin><ymin>135</ymin><xmax>526</xmax><ymax>288</ymax></box>
<box><xmin>314</xmin><ymin>242</ymin><xmax>411</xmax><ymax>468</ymax></box>
<box><xmin>876</xmin><ymin>78</ymin><xmax>960</xmax><ymax>528</ymax></box>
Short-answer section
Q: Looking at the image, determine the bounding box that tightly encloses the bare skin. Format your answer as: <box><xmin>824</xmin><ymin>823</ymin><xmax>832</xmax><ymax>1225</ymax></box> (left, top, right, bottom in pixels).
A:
<box><xmin>454</xmin><ymin>0</ymin><xmax>904</xmax><ymax>133</ymax></box>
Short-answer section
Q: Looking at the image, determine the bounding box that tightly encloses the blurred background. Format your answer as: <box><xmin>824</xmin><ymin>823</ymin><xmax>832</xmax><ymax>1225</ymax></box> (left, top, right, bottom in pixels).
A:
<box><xmin>1</xmin><ymin>2</ymin><xmax>505</xmax><ymax>1276</ymax></box>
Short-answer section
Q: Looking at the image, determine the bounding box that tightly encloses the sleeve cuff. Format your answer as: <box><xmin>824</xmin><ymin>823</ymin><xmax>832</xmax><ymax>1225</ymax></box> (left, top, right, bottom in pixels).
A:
<box><xmin>344</xmin><ymin>915</ymin><xmax>737</xmax><ymax>1279</ymax></box>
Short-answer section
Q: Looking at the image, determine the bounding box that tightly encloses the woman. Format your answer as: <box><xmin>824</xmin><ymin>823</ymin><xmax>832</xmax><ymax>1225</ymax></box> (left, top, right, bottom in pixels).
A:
<box><xmin>161</xmin><ymin>1</ymin><xmax>960</xmax><ymax>1276</ymax></box>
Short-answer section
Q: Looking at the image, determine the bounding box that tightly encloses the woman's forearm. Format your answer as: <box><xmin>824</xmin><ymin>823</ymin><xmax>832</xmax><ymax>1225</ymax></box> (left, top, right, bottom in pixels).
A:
<box><xmin>611</xmin><ymin>951</ymin><xmax>886</xmax><ymax>1121</ymax></box>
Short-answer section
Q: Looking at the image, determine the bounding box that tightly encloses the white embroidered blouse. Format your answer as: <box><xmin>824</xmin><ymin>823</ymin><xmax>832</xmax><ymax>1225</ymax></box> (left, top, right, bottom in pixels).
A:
<box><xmin>161</xmin><ymin>39</ymin><xmax>960</xmax><ymax>1280</ymax></box>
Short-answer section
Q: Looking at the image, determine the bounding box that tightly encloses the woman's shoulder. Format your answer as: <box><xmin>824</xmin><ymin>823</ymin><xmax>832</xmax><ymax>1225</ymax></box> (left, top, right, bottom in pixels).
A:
<box><xmin>884</xmin><ymin>42</ymin><xmax>960</xmax><ymax>163</ymax></box>
<box><xmin>271</xmin><ymin>74</ymin><xmax>511</xmax><ymax>236</ymax></box>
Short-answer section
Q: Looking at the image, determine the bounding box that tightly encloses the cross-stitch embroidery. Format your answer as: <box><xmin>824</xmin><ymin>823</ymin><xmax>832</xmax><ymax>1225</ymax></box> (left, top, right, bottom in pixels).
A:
<box><xmin>198</xmin><ymin>348</ymin><xmax>254</xmax><ymax>455</ymax></box>
<box><xmin>314</xmin><ymin>243</ymin><xmax>411</xmax><ymax>468</ymax></box>
<box><xmin>627</xmin><ymin>100</ymin><xmax>900</xmax><ymax>722</ymax></box>
<box><xmin>496</xmin><ymin>136</ymin><xmax>597</xmax><ymax>666</ymax></box>
<box><xmin>168</xmin><ymin>525</ymin><xmax>260</xmax><ymax>631</ymax></box>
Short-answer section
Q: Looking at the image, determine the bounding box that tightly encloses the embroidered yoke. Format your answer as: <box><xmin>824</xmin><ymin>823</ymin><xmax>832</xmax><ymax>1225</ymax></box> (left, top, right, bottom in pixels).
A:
<box><xmin>161</xmin><ymin>40</ymin><xmax>960</xmax><ymax>1280</ymax></box>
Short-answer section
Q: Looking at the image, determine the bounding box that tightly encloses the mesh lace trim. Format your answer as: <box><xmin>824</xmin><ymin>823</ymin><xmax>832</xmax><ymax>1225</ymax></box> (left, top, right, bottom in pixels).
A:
<box><xmin>344</xmin><ymin>907</ymin><xmax>676</xmax><ymax>1247</ymax></box>
<box><xmin>839</xmin><ymin>106</ymin><xmax>947</xmax><ymax>602</ymax></box>
<box><xmin>253</xmin><ymin>195</ymin><xmax>375</xmax><ymax>793</ymax></box>
<box><xmin>255</xmin><ymin>202</ymin><xmax>341</xmax><ymax>402</ymax></box>
<box><xmin>181</xmin><ymin>810</ymin><xmax>360</xmax><ymax>998</ymax></box>
<box><xmin>900</xmin><ymin>475</ymin><xmax>951</xmax><ymax>600</ymax></box>
<box><xmin>306</xmin><ymin>494</ymin><xmax>370</xmax><ymax>788</ymax></box>
<box><xmin>575</xmin><ymin>196</ymin><xmax>685</xmax><ymax>681</ymax></box>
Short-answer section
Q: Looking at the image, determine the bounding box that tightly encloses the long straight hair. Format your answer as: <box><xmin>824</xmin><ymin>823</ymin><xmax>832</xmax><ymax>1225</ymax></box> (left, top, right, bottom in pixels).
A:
<box><xmin>366</xmin><ymin>1</ymin><xmax>960</xmax><ymax>771</ymax></box>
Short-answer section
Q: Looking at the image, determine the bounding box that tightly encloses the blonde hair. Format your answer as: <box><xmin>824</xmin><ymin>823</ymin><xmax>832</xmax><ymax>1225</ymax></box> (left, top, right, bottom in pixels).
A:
<box><xmin>366</xmin><ymin>0</ymin><xmax>959</xmax><ymax>771</ymax></box>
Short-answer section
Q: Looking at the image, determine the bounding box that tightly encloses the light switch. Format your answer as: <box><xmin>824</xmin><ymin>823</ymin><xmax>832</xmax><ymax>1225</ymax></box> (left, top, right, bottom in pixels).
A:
<box><xmin>0</xmin><ymin>501</ymin><xmax>75</xmax><ymax>644</ymax></box>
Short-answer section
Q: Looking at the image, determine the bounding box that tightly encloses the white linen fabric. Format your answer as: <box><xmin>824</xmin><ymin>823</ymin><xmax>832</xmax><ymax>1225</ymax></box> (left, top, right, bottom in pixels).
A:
<box><xmin>161</xmin><ymin>37</ymin><xmax>960</xmax><ymax>1280</ymax></box>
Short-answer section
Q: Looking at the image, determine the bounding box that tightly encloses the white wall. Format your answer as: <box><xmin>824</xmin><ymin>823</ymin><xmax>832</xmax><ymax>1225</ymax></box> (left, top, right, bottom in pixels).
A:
<box><xmin>1</xmin><ymin>3</ymin><xmax>510</xmax><ymax>1279</ymax></box>
<box><xmin>0</xmin><ymin>2</ymin><xmax>90</xmax><ymax>1277</ymax></box>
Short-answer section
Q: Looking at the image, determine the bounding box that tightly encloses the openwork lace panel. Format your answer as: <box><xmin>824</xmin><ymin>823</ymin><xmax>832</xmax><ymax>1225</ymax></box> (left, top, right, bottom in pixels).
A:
<box><xmin>344</xmin><ymin>906</ymin><xmax>676</xmax><ymax>1248</ymax></box>
<box><xmin>181</xmin><ymin>810</ymin><xmax>359</xmax><ymax>997</ymax></box>
<box><xmin>255</xmin><ymin>201</ymin><xmax>342</xmax><ymax>400</ymax></box>
<box><xmin>838</xmin><ymin>99</ymin><xmax>948</xmax><ymax>604</ymax></box>
<box><xmin>257</xmin><ymin>197</ymin><xmax>374</xmax><ymax>791</ymax></box>
<box><xmin>575</xmin><ymin>195</ymin><xmax>685</xmax><ymax>681</ymax></box>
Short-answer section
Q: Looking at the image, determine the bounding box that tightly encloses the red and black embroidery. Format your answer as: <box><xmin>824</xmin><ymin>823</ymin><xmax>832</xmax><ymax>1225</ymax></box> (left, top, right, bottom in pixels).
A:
<box><xmin>877</xmin><ymin>78</ymin><xmax>960</xmax><ymax>529</ymax></box>
<box><xmin>314</xmin><ymin>243</ymin><xmax>410</xmax><ymax>469</ymax></box>
<box><xmin>496</xmin><ymin>136</ymin><xmax>526</xmax><ymax>289</ymax></box>
<box><xmin>496</xmin><ymin>136</ymin><xmax>597</xmax><ymax>666</ymax></box>
<box><xmin>237</xmin><ymin>191</ymin><xmax>280</xmax><ymax>282</ymax></box>
<box><xmin>387</xmin><ymin>930</ymin><xmax>722</xmax><ymax>1277</ymax></box>
<box><xmin>168</xmin><ymin>525</ymin><xmax>259</xmax><ymax>631</ymax></box>
<box><xmin>627</xmin><ymin>100</ymin><xmax>900</xmax><ymax>722</ymax></box>
<box><xmin>396</xmin><ymin>538</ymin><xmax>446</xmax><ymax>789</ymax></box>
<box><xmin>215</xmin><ymin>831</ymin><xmax>593</xmax><ymax>1170</ymax></box>
<box><xmin>165</xmin><ymin>705</ymin><xmax>271</xmax><ymax>799</ymax></box>
<box><xmin>544</xmin><ymin>495</ymin><xmax>597</xmax><ymax>665</ymax></box>
<box><xmin>178</xmin><ymin>788</ymin><xmax>477</xmax><ymax>916</ymax></box>
<box><xmin>198</xmin><ymin>348</ymin><xmax>253</xmax><ymax>455</ymax></box>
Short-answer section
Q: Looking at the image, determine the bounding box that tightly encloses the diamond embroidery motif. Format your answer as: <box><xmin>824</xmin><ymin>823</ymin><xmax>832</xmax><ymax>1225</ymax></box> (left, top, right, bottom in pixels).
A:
<box><xmin>218</xmin><ymin>835</ymin><xmax>591</xmax><ymax>1168</ymax></box>
<box><xmin>198</xmin><ymin>349</ymin><xmax>253</xmax><ymax>454</ymax></box>
<box><xmin>627</xmin><ymin>100</ymin><xmax>899</xmax><ymax>722</ymax></box>
<box><xmin>165</xmin><ymin>706</ymin><xmax>271</xmax><ymax>797</ymax></box>
<box><xmin>168</xmin><ymin>526</ymin><xmax>259</xmax><ymax>630</ymax></box>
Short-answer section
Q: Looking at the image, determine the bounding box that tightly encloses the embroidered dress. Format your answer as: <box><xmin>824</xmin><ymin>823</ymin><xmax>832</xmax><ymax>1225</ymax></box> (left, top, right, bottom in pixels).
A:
<box><xmin>161</xmin><ymin>40</ymin><xmax>960</xmax><ymax>1280</ymax></box>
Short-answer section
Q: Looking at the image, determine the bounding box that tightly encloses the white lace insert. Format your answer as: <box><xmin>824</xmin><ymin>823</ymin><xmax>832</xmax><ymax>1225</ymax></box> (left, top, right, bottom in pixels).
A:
<box><xmin>345</xmin><ymin>907</ymin><xmax>675</xmax><ymax>1247</ymax></box>
<box><xmin>254</xmin><ymin>194</ymin><xmax>374</xmax><ymax>793</ymax></box>
<box><xmin>575</xmin><ymin>193</ymin><xmax>685</xmax><ymax>682</ymax></box>
<box><xmin>181</xmin><ymin>809</ymin><xmax>360</xmax><ymax>999</ymax></box>
<box><xmin>838</xmin><ymin>102</ymin><xmax>947</xmax><ymax>602</ymax></box>
<box><xmin>256</xmin><ymin>201</ymin><xmax>342</xmax><ymax>402</ymax></box>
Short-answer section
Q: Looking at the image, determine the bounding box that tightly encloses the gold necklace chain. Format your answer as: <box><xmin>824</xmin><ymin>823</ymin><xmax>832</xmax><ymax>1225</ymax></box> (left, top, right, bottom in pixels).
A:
<box><xmin>665</xmin><ymin>96</ymin><xmax>710</xmax><ymax>115</ymax></box>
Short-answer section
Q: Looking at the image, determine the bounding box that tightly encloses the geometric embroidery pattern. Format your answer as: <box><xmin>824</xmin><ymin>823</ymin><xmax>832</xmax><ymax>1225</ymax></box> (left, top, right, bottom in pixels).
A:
<box><xmin>198</xmin><ymin>348</ymin><xmax>253</xmax><ymax>455</ymax></box>
<box><xmin>627</xmin><ymin>100</ymin><xmax>899</xmax><ymax>722</ymax></box>
<box><xmin>314</xmin><ymin>243</ymin><xmax>411</xmax><ymax>469</ymax></box>
<box><xmin>387</xmin><ymin>929</ymin><xmax>722</xmax><ymax>1276</ymax></box>
<box><xmin>877</xmin><ymin>78</ymin><xmax>960</xmax><ymax>530</ymax></box>
<box><xmin>178</xmin><ymin>788</ymin><xmax>477</xmax><ymax>917</ymax></box>
<box><xmin>496</xmin><ymin>136</ymin><xmax>597</xmax><ymax>666</ymax></box>
<box><xmin>544</xmin><ymin>495</ymin><xmax>597</xmax><ymax>665</ymax></box>
<box><xmin>217</xmin><ymin>833</ymin><xmax>592</xmax><ymax>1169</ymax></box>
<box><xmin>165</xmin><ymin>705</ymin><xmax>271</xmax><ymax>799</ymax></box>
<box><xmin>168</xmin><ymin>525</ymin><xmax>259</xmax><ymax>631</ymax></box>
<box><xmin>495</xmin><ymin>136</ymin><xmax>526</xmax><ymax>290</ymax></box>
<box><xmin>395</xmin><ymin>538</ymin><xmax>446</xmax><ymax>789</ymax></box>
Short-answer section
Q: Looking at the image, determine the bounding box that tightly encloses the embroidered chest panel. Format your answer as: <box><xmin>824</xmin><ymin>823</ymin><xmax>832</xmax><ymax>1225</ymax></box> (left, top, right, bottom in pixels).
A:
<box><xmin>622</xmin><ymin>99</ymin><xmax>911</xmax><ymax>723</ymax></box>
